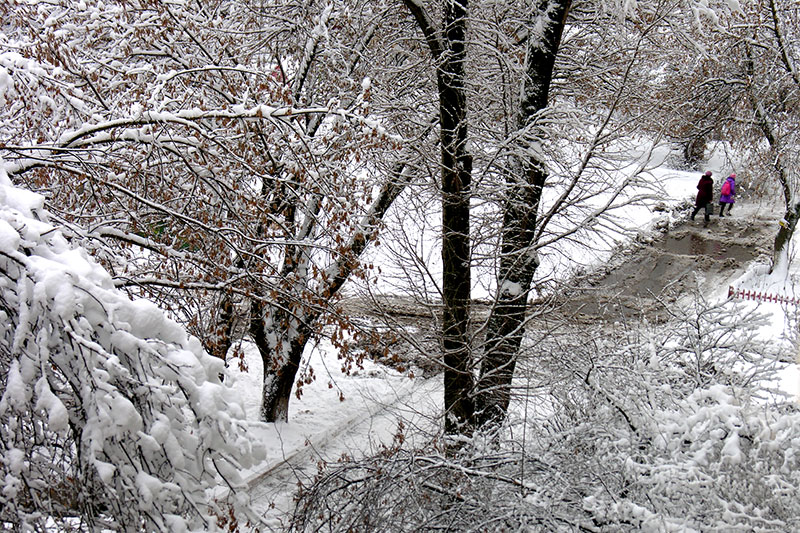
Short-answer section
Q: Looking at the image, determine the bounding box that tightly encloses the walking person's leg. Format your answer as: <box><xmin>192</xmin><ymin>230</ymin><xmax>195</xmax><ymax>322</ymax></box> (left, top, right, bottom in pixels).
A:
<box><xmin>704</xmin><ymin>202</ymin><xmax>711</xmax><ymax>222</ymax></box>
<box><xmin>719</xmin><ymin>202</ymin><xmax>726</xmax><ymax>216</ymax></box>
<box><xmin>691</xmin><ymin>206</ymin><xmax>701</xmax><ymax>220</ymax></box>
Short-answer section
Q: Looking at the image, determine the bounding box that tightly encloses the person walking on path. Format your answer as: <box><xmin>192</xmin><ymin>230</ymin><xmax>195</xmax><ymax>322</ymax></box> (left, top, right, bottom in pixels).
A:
<box><xmin>691</xmin><ymin>170</ymin><xmax>714</xmax><ymax>222</ymax></box>
<box><xmin>719</xmin><ymin>173</ymin><xmax>736</xmax><ymax>217</ymax></box>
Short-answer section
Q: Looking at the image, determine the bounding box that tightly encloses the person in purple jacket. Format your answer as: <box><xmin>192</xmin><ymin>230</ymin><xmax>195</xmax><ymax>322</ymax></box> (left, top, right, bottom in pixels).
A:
<box><xmin>719</xmin><ymin>173</ymin><xmax>736</xmax><ymax>217</ymax></box>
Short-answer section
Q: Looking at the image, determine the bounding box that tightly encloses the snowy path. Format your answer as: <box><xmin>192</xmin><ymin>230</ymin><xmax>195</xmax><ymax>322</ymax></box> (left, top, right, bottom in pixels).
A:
<box><xmin>234</xmin><ymin>366</ymin><xmax>441</xmax><ymax>530</ymax></box>
<box><xmin>548</xmin><ymin>204</ymin><xmax>778</xmax><ymax>323</ymax></box>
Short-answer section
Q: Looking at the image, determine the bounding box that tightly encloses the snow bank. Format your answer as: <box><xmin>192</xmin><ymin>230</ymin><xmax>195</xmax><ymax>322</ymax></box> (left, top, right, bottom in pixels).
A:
<box><xmin>0</xmin><ymin>160</ymin><xmax>264</xmax><ymax>531</ymax></box>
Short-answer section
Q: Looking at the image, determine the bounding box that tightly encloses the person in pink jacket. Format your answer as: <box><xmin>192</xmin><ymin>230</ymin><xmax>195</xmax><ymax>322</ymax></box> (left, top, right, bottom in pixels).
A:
<box><xmin>719</xmin><ymin>173</ymin><xmax>736</xmax><ymax>217</ymax></box>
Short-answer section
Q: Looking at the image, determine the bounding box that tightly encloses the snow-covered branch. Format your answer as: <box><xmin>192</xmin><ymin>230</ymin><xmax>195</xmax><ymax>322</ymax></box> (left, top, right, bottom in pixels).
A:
<box><xmin>0</xmin><ymin>162</ymin><xmax>264</xmax><ymax>530</ymax></box>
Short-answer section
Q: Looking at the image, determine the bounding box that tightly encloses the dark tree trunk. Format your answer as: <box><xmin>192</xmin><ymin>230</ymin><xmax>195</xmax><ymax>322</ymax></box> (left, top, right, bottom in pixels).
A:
<box><xmin>251</xmin><ymin>296</ymin><xmax>312</xmax><ymax>423</ymax></box>
<box><xmin>476</xmin><ymin>0</ymin><xmax>571</xmax><ymax>428</ymax></box>
<box><xmin>402</xmin><ymin>0</ymin><xmax>475</xmax><ymax>435</ymax></box>
<box><xmin>475</xmin><ymin>163</ymin><xmax>544</xmax><ymax>426</ymax></box>
<box><xmin>683</xmin><ymin>136</ymin><xmax>706</xmax><ymax>170</ymax></box>
<box><xmin>203</xmin><ymin>291</ymin><xmax>236</xmax><ymax>362</ymax></box>
<box><xmin>744</xmin><ymin>43</ymin><xmax>797</xmax><ymax>275</ymax></box>
<box><xmin>256</xmin><ymin>338</ymin><xmax>306</xmax><ymax>423</ymax></box>
<box><xmin>438</xmin><ymin>0</ymin><xmax>475</xmax><ymax>436</ymax></box>
<box><xmin>250</xmin><ymin>298</ymin><xmax>300</xmax><ymax>422</ymax></box>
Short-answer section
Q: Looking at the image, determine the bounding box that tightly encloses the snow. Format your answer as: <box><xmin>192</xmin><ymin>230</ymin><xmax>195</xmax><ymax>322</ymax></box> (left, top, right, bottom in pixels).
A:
<box><xmin>223</xmin><ymin>335</ymin><xmax>441</xmax><ymax>522</ymax></box>
<box><xmin>0</xmin><ymin>219</ymin><xmax>19</xmax><ymax>253</ymax></box>
<box><xmin>500</xmin><ymin>279</ymin><xmax>523</xmax><ymax>297</ymax></box>
<box><xmin>0</xmin><ymin>158</ymin><xmax>265</xmax><ymax>530</ymax></box>
<box><xmin>0</xmin><ymin>360</ymin><xmax>27</xmax><ymax>410</ymax></box>
<box><xmin>1</xmin><ymin>179</ymin><xmax>43</xmax><ymax>213</ymax></box>
<box><xmin>116</xmin><ymin>297</ymin><xmax>188</xmax><ymax>345</ymax></box>
<box><xmin>721</xmin><ymin>432</ymin><xmax>742</xmax><ymax>464</ymax></box>
<box><xmin>34</xmin><ymin>377</ymin><xmax>70</xmax><ymax>433</ymax></box>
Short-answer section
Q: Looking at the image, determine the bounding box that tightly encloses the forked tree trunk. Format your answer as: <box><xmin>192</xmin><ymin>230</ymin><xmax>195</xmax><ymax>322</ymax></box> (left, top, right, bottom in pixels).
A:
<box><xmin>404</xmin><ymin>0</ymin><xmax>571</xmax><ymax>432</ymax></box>
<box><xmin>253</xmin><ymin>161</ymin><xmax>414</xmax><ymax>423</ymax></box>
<box><xmin>476</xmin><ymin>0</ymin><xmax>571</xmax><ymax>427</ymax></box>
<box><xmin>251</xmin><ymin>299</ymin><xmax>312</xmax><ymax>422</ymax></box>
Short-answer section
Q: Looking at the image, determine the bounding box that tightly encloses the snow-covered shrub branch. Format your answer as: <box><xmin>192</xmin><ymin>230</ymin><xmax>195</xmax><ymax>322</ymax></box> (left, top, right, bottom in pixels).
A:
<box><xmin>290</xmin><ymin>291</ymin><xmax>800</xmax><ymax>531</ymax></box>
<box><xmin>0</xmin><ymin>163</ymin><xmax>264</xmax><ymax>531</ymax></box>
<box><xmin>1</xmin><ymin>0</ymin><xmax>418</xmax><ymax>422</ymax></box>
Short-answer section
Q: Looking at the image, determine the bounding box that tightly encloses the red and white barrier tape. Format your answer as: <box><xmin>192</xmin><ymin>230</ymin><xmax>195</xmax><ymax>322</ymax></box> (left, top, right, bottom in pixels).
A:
<box><xmin>728</xmin><ymin>286</ymin><xmax>800</xmax><ymax>306</ymax></box>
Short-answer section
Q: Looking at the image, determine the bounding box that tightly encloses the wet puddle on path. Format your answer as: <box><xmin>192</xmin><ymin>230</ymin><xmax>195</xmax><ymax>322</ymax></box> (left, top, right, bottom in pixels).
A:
<box><xmin>661</xmin><ymin>233</ymin><xmax>756</xmax><ymax>262</ymax></box>
<box><xmin>550</xmin><ymin>229</ymin><xmax>763</xmax><ymax>321</ymax></box>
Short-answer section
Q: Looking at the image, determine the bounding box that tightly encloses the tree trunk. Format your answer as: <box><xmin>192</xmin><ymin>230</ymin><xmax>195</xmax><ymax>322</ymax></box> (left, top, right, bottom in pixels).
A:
<box><xmin>771</xmin><ymin>202</ymin><xmax>800</xmax><ymax>274</ymax></box>
<box><xmin>250</xmin><ymin>298</ymin><xmax>310</xmax><ymax>422</ymax></box>
<box><xmin>253</xmin><ymin>161</ymin><xmax>415</xmax><ymax>423</ymax></box>
<box><xmin>257</xmin><ymin>333</ymin><xmax>310</xmax><ymax>423</ymax></box>
<box><xmin>476</xmin><ymin>0</ymin><xmax>571</xmax><ymax>428</ymax></box>
<box><xmin>475</xmin><ymin>163</ymin><xmax>544</xmax><ymax>426</ymax></box>
<box><xmin>438</xmin><ymin>0</ymin><xmax>475</xmax><ymax>436</ymax></box>
<box><xmin>683</xmin><ymin>136</ymin><xmax>706</xmax><ymax>170</ymax></box>
<box><xmin>744</xmin><ymin>43</ymin><xmax>797</xmax><ymax>275</ymax></box>
<box><xmin>203</xmin><ymin>291</ymin><xmax>236</xmax><ymax>362</ymax></box>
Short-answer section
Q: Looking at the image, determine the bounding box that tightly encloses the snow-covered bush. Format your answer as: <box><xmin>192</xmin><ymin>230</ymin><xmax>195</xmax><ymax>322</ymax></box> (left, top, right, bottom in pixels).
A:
<box><xmin>290</xmin><ymin>293</ymin><xmax>800</xmax><ymax>532</ymax></box>
<box><xmin>0</xmin><ymin>162</ymin><xmax>264</xmax><ymax>531</ymax></box>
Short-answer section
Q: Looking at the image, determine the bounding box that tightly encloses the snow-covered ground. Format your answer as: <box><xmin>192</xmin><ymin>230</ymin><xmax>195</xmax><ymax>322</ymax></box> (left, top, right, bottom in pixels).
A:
<box><xmin>228</xmin><ymin>142</ymin><xmax>800</xmax><ymax>526</ymax></box>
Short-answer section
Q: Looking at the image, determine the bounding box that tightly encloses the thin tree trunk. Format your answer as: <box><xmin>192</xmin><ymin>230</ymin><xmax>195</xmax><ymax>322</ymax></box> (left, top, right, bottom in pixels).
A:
<box><xmin>476</xmin><ymin>0</ymin><xmax>571</xmax><ymax>427</ymax></box>
<box><xmin>754</xmin><ymin>102</ymin><xmax>795</xmax><ymax>272</ymax></box>
<box><xmin>744</xmin><ymin>42</ymin><xmax>797</xmax><ymax>273</ymax></box>
<box><xmin>772</xmin><ymin>203</ymin><xmax>800</xmax><ymax>274</ymax></box>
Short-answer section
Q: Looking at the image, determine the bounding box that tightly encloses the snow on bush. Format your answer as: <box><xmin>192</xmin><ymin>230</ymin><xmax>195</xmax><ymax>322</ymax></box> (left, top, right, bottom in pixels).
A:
<box><xmin>291</xmin><ymin>293</ymin><xmax>800</xmax><ymax>532</ymax></box>
<box><xmin>0</xmin><ymin>161</ymin><xmax>264</xmax><ymax>531</ymax></box>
